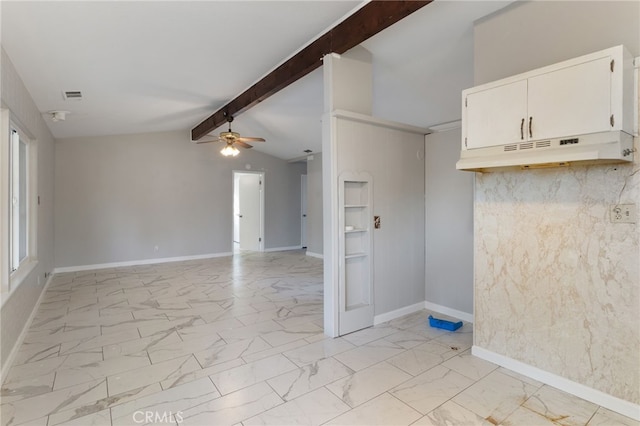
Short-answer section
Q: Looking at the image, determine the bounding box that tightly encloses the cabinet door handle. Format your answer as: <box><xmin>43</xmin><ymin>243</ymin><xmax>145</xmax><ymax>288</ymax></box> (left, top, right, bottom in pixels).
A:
<box><xmin>529</xmin><ymin>116</ymin><xmax>533</xmax><ymax>138</ymax></box>
<box><xmin>520</xmin><ymin>118</ymin><xmax>524</xmax><ymax>140</ymax></box>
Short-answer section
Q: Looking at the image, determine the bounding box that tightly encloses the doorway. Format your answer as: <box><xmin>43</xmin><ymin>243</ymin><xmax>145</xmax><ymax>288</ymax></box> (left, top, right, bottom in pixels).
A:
<box><xmin>301</xmin><ymin>174</ymin><xmax>307</xmax><ymax>249</ymax></box>
<box><xmin>233</xmin><ymin>171</ymin><xmax>264</xmax><ymax>253</ymax></box>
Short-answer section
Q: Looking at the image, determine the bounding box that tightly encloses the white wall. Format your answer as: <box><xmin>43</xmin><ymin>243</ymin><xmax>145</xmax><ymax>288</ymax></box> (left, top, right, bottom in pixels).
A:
<box><xmin>473</xmin><ymin>0</ymin><xmax>639</xmax><ymax>409</ymax></box>
<box><xmin>306</xmin><ymin>153</ymin><xmax>323</xmax><ymax>256</ymax></box>
<box><xmin>0</xmin><ymin>48</ymin><xmax>56</xmax><ymax>372</ymax></box>
<box><xmin>55</xmin><ymin>131</ymin><xmax>305</xmax><ymax>268</ymax></box>
<box><xmin>474</xmin><ymin>1</ymin><xmax>640</xmax><ymax>85</ymax></box>
<box><xmin>425</xmin><ymin>128</ymin><xmax>474</xmax><ymax>315</ymax></box>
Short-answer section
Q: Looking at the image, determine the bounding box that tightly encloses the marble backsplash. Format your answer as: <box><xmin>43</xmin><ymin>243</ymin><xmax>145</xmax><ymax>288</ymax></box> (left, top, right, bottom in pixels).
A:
<box><xmin>474</xmin><ymin>145</ymin><xmax>640</xmax><ymax>404</ymax></box>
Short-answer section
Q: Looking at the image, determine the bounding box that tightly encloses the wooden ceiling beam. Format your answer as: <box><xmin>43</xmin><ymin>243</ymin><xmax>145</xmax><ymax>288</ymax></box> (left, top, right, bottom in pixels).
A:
<box><xmin>191</xmin><ymin>0</ymin><xmax>432</xmax><ymax>141</ymax></box>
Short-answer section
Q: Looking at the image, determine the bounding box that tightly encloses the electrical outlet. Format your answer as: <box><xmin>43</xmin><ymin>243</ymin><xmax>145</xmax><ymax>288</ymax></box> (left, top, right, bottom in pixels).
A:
<box><xmin>611</xmin><ymin>204</ymin><xmax>637</xmax><ymax>223</ymax></box>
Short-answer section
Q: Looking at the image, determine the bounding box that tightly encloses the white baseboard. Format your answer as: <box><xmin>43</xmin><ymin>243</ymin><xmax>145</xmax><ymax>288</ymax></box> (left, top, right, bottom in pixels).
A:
<box><xmin>374</xmin><ymin>302</ymin><xmax>425</xmax><ymax>325</ymax></box>
<box><xmin>305</xmin><ymin>251</ymin><xmax>324</xmax><ymax>259</ymax></box>
<box><xmin>53</xmin><ymin>252</ymin><xmax>233</xmax><ymax>274</ymax></box>
<box><xmin>1</xmin><ymin>273</ymin><xmax>54</xmax><ymax>382</ymax></box>
<box><xmin>472</xmin><ymin>346</ymin><xmax>640</xmax><ymax>421</ymax></box>
<box><xmin>263</xmin><ymin>246</ymin><xmax>303</xmax><ymax>253</ymax></box>
<box><xmin>424</xmin><ymin>301</ymin><xmax>473</xmax><ymax>323</ymax></box>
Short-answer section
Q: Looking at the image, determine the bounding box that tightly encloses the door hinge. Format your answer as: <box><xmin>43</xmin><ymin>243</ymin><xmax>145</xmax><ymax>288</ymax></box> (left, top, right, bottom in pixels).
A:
<box><xmin>38</xmin><ymin>195</ymin><xmax>40</xmax><ymax>205</ymax></box>
<box><xmin>610</xmin><ymin>114</ymin><xmax>615</xmax><ymax>127</ymax></box>
<box><xmin>259</xmin><ymin>237</ymin><xmax>262</xmax><ymax>242</ymax></box>
<box><xmin>610</xmin><ymin>59</ymin><xmax>614</xmax><ymax>72</ymax></box>
<box><xmin>465</xmin><ymin>98</ymin><xmax>467</xmax><ymax>107</ymax></box>
<box><xmin>464</xmin><ymin>137</ymin><xmax>467</xmax><ymax>147</ymax></box>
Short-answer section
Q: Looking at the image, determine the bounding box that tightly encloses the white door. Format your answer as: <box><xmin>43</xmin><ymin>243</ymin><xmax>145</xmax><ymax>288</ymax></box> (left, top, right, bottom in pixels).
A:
<box><xmin>238</xmin><ymin>174</ymin><xmax>262</xmax><ymax>251</ymax></box>
<box><xmin>528</xmin><ymin>57</ymin><xmax>612</xmax><ymax>140</ymax></box>
<box><xmin>301</xmin><ymin>174</ymin><xmax>307</xmax><ymax>249</ymax></box>
<box><xmin>464</xmin><ymin>80</ymin><xmax>528</xmax><ymax>149</ymax></box>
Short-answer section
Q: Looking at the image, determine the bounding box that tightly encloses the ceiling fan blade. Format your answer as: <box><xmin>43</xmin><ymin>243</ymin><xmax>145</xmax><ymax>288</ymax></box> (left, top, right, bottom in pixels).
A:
<box><xmin>195</xmin><ymin>137</ymin><xmax>222</xmax><ymax>144</ymax></box>
<box><xmin>238</xmin><ymin>137</ymin><xmax>265</xmax><ymax>142</ymax></box>
<box><xmin>235</xmin><ymin>141</ymin><xmax>253</xmax><ymax>149</ymax></box>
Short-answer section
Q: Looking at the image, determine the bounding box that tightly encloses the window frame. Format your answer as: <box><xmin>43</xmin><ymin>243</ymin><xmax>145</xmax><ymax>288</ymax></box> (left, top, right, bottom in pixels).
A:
<box><xmin>1</xmin><ymin>110</ymin><xmax>38</xmax><ymax>300</ymax></box>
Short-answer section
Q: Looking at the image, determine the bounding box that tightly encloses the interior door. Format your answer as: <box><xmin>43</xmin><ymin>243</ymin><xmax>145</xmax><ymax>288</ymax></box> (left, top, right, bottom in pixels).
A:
<box><xmin>238</xmin><ymin>174</ymin><xmax>261</xmax><ymax>251</ymax></box>
<box><xmin>301</xmin><ymin>174</ymin><xmax>307</xmax><ymax>249</ymax></box>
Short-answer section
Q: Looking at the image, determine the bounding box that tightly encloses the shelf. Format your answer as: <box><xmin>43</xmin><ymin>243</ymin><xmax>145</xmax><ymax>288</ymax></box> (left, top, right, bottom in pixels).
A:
<box><xmin>344</xmin><ymin>204</ymin><xmax>368</xmax><ymax>208</ymax></box>
<box><xmin>345</xmin><ymin>228</ymin><xmax>367</xmax><ymax>233</ymax></box>
<box><xmin>345</xmin><ymin>252</ymin><xmax>367</xmax><ymax>259</ymax></box>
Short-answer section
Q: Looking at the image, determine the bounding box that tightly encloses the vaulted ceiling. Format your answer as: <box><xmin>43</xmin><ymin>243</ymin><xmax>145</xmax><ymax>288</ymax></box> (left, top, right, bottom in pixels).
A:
<box><xmin>1</xmin><ymin>1</ymin><xmax>513</xmax><ymax>160</ymax></box>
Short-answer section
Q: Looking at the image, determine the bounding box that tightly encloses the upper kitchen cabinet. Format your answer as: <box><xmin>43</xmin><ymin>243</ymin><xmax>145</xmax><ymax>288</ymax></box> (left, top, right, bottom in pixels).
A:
<box><xmin>464</xmin><ymin>80</ymin><xmax>528</xmax><ymax>149</ymax></box>
<box><xmin>462</xmin><ymin>45</ymin><xmax>634</xmax><ymax>151</ymax></box>
<box><xmin>528</xmin><ymin>57</ymin><xmax>613</xmax><ymax>140</ymax></box>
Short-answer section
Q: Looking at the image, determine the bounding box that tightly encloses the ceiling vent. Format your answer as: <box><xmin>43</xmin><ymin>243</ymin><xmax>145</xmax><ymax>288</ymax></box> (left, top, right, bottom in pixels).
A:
<box><xmin>62</xmin><ymin>90</ymin><xmax>83</xmax><ymax>101</ymax></box>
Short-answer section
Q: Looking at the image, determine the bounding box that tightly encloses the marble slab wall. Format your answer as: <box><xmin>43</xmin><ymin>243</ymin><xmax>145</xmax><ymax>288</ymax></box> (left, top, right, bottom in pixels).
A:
<box><xmin>474</xmin><ymin>150</ymin><xmax>640</xmax><ymax>404</ymax></box>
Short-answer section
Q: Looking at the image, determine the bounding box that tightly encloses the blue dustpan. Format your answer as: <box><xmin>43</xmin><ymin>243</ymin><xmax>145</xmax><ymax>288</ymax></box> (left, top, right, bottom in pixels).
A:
<box><xmin>428</xmin><ymin>315</ymin><xmax>463</xmax><ymax>331</ymax></box>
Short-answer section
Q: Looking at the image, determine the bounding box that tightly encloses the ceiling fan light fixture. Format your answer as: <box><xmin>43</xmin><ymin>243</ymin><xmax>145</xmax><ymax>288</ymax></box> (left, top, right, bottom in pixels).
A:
<box><xmin>221</xmin><ymin>144</ymin><xmax>240</xmax><ymax>157</ymax></box>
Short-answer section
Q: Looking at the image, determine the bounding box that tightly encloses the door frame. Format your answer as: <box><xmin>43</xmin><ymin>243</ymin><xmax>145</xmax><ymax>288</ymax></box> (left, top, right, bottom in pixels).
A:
<box><xmin>233</xmin><ymin>170</ymin><xmax>265</xmax><ymax>252</ymax></box>
<box><xmin>301</xmin><ymin>174</ymin><xmax>307</xmax><ymax>249</ymax></box>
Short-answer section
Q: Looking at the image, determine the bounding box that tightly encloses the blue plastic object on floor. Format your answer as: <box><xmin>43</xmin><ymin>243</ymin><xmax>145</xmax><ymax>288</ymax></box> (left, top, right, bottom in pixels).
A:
<box><xmin>428</xmin><ymin>315</ymin><xmax>463</xmax><ymax>331</ymax></box>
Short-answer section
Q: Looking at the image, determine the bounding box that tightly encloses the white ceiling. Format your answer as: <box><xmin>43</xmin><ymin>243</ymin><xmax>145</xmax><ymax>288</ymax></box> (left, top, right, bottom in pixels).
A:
<box><xmin>1</xmin><ymin>0</ymin><xmax>513</xmax><ymax>160</ymax></box>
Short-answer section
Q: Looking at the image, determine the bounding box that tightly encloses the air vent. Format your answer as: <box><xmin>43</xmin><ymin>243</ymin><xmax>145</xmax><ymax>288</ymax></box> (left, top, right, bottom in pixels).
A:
<box><xmin>504</xmin><ymin>144</ymin><xmax>517</xmax><ymax>152</ymax></box>
<box><xmin>519</xmin><ymin>142</ymin><xmax>534</xmax><ymax>150</ymax></box>
<box><xmin>62</xmin><ymin>91</ymin><xmax>83</xmax><ymax>101</ymax></box>
<box><xmin>536</xmin><ymin>140</ymin><xmax>551</xmax><ymax>148</ymax></box>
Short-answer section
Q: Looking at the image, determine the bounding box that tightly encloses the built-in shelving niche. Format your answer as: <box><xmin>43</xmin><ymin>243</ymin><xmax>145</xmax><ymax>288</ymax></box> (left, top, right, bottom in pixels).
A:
<box><xmin>338</xmin><ymin>172</ymin><xmax>373</xmax><ymax>333</ymax></box>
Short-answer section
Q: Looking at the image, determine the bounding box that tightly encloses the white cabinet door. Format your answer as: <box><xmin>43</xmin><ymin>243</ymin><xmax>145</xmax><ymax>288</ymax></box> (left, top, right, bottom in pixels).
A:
<box><xmin>464</xmin><ymin>80</ymin><xmax>528</xmax><ymax>149</ymax></box>
<box><xmin>528</xmin><ymin>57</ymin><xmax>612</xmax><ymax>140</ymax></box>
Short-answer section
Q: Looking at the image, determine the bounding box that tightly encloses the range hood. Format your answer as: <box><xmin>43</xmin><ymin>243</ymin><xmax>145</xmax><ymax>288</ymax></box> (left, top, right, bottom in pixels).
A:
<box><xmin>456</xmin><ymin>130</ymin><xmax>635</xmax><ymax>172</ymax></box>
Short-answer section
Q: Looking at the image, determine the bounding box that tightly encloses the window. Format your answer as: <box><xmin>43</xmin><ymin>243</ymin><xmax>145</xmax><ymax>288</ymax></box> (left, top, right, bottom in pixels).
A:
<box><xmin>10</xmin><ymin>127</ymin><xmax>29</xmax><ymax>271</ymax></box>
<box><xmin>3</xmin><ymin>118</ymin><xmax>37</xmax><ymax>295</ymax></box>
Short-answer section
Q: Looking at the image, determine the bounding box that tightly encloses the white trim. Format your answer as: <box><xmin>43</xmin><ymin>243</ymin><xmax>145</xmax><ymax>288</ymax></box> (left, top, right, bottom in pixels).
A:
<box><xmin>322</xmin><ymin>111</ymin><xmax>340</xmax><ymax>338</ymax></box>
<box><xmin>424</xmin><ymin>300</ymin><xmax>474</xmax><ymax>323</ymax></box>
<box><xmin>1</xmin><ymin>272</ymin><xmax>53</xmax><ymax>382</ymax></box>
<box><xmin>428</xmin><ymin>120</ymin><xmax>462</xmax><ymax>133</ymax></box>
<box><xmin>7</xmin><ymin>120</ymin><xmax>38</xmax><ymax>294</ymax></box>
<box><xmin>263</xmin><ymin>246</ymin><xmax>302</xmax><ymax>253</ymax></box>
<box><xmin>1</xmin><ymin>110</ymin><xmax>10</xmax><ymax>297</ymax></box>
<box><xmin>305</xmin><ymin>251</ymin><xmax>324</xmax><ymax>259</ymax></box>
<box><xmin>472</xmin><ymin>346</ymin><xmax>640</xmax><ymax>421</ymax></box>
<box><xmin>634</xmin><ymin>56</ymin><xmax>638</xmax><ymax>136</ymax></box>
<box><xmin>331</xmin><ymin>109</ymin><xmax>429</xmax><ymax>135</ymax></box>
<box><xmin>53</xmin><ymin>252</ymin><xmax>232</xmax><ymax>274</ymax></box>
<box><xmin>373</xmin><ymin>302</ymin><xmax>425</xmax><ymax>325</ymax></box>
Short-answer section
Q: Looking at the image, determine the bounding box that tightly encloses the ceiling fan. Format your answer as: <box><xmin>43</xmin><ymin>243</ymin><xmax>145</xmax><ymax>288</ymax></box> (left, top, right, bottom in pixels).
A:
<box><xmin>195</xmin><ymin>113</ymin><xmax>265</xmax><ymax>157</ymax></box>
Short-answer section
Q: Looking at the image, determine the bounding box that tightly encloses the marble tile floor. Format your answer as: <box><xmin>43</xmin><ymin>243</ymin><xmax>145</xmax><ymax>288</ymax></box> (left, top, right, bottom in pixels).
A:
<box><xmin>1</xmin><ymin>250</ymin><xmax>637</xmax><ymax>426</ymax></box>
